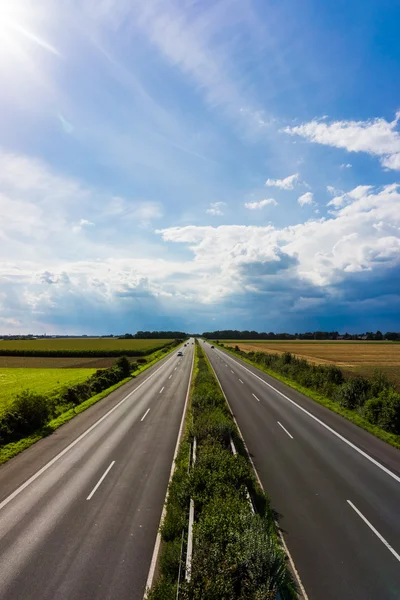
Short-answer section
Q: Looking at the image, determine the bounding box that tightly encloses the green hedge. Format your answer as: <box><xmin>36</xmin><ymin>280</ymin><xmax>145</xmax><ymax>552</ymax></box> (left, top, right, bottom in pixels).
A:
<box><xmin>148</xmin><ymin>342</ymin><xmax>296</xmax><ymax>599</ymax></box>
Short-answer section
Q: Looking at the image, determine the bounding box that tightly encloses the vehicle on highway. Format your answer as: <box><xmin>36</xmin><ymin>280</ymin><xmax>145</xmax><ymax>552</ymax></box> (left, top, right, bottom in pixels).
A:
<box><xmin>177</xmin><ymin>350</ymin><xmax>183</xmax><ymax>356</ymax></box>
<box><xmin>210</xmin><ymin>345</ymin><xmax>214</xmax><ymax>349</ymax></box>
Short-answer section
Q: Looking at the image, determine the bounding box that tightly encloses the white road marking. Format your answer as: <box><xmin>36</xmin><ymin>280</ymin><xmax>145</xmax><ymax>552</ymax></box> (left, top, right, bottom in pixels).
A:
<box><xmin>231</xmin><ymin>370</ymin><xmax>234</xmax><ymax>374</ymax></box>
<box><xmin>174</xmin><ymin>367</ymin><xmax>177</xmax><ymax>371</ymax></box>
<box><xmin>216</xmin><ymin>349</ymin><xmax>400</xmax><ymax>484</ymax></box>
<box><xmin>159</xmin><ymin>387</ymin><xmax>164</xmax><ymax>394</ymax></box>
<box><xmin>141</xmin><ymin>408</ymin><xmax>150</xmax><ymax>422</ymax></box>
<box><xmin>347</xmin><ymin>500</ymin><xmax>400</xmax><ymax>563</ymax></box>
<box><xmin>87</xmin><ymin>461</ymin><xmax>115</xmax><ymax>500</ymax></box>
<box><xmin>252</xmin><ymin>393</ymin><xmax>260</xmax><ymax>402</ymax></box>
<box><xmin>169</xmin><ymin>375</ymin><xmax>172</xmax><ymax>379</ymax></box>
<box><xmin>278</xmin><ymin>421</ymin><xmax>293</xmax><ymax>439</ymax></box>
<box><xmin>239</xmin><ymin>379</ymin><xmax>244</xmax><ymax>384</ymax></box>
<box><xmin>0</xmin><ymin>349</ymin><xmax>182</xmax><ymax>513</ymax></box>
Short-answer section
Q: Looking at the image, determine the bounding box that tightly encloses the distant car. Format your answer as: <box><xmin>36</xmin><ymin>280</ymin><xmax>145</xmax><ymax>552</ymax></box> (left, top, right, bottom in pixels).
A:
<box><xmin>211</xmin><ymin>345</ymin><xmax>214</xmax><ymax>349</ymax></box>
<box><xmin>177</xmin><ymin>351</ymin><xmax>183</xmax><ymax>356</ymax></box>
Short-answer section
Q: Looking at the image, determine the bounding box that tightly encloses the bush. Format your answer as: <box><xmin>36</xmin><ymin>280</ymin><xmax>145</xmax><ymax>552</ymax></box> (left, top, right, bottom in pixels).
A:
<box><xmin>376</xmin><ymin>389</ymin><xmax>400</xmax><ymax>434</ymax></box>
<box><xmin>115</xmin><ymin>356</ymin><xmax>132</xmax><ymax>378</ymax></box>
<box><xmin>0</xmin><ymin>390</ymin><xmax>50</xmax><ymax>444</ymax></box>
<box><xmin>364</xmin><ymin>396</ymin><xmax>384</xmax><ymax>425</ymax></box>
<box><xmin>335</xmin><ymin>377</ymin><xmax>371</xmax><ymax>409</ymax></box>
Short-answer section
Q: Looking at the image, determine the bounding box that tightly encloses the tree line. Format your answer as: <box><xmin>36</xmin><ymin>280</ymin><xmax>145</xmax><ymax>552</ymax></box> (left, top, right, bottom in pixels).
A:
<box><xmin>202</xmin><ymin>330</ymin><xmax>400</xmax><ymax>341</ymax></box>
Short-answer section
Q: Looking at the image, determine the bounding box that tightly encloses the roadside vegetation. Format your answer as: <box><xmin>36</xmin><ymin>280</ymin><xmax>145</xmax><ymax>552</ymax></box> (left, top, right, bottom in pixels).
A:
<box><xmin>0</xmin><ymin>337</ymin><xmax>177</xmax><ymax>357</ymax></box>
<box><xmin>148</xmin><ymin>341</ymin><xmax>296</xmax><ymax>599</ymax></box>
<box><xmin>0</xmin><ymin>341</ymin><xmax>182</xmax><ymax>465</ymax></box>
<box><xmin>217</xmin><ymin>343</ymin><xmax>400</xmax><ymax>449</ymax></box>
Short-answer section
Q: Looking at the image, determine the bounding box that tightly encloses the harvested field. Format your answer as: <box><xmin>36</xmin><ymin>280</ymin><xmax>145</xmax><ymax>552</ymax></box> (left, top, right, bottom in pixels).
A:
<box><xmin>225</xmin><ymin>341</ymin><xmax>400</xmax><ymax>389</ymax></box>
<box><xmin>0</xmin><ymin>368</ymin><xmax>96</xmax><ymax>415</ymax></box>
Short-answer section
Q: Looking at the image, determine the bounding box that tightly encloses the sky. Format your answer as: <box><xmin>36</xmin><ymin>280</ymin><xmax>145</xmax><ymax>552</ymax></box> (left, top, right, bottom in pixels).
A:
<box><xmin>0</xmin><ymin>0</ymin><xmax>400</xmax><ymax>335</ymax></box>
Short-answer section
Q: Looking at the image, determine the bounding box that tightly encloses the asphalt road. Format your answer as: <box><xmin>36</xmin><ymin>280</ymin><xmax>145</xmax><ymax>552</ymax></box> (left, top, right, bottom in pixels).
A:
<box><xmin>0</xmin><ymin>341</ymin><xmax>194</xmax><ymax>600</ymax></box>
<box><xmin>203</xmin><ymin>342</ymin><xmax>400</xmax><ymax>600</ymax></box>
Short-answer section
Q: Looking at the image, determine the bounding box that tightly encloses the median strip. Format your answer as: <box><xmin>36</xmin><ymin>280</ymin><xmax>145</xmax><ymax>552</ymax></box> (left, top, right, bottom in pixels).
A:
<box><xmin>146</xmin><ymin>341</ymin><xmax>297</xmax><ymax>599</ymax></box>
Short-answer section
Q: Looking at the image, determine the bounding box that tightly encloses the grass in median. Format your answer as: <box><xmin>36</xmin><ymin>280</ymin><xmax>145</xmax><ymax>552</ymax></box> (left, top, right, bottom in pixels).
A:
<box><xmin>216</xmin><ymin>343</ymin><xmax>400</xmax><ymax>450</ymax></box>
<box><xmin>148</xmin><ymin>342</ymin><xmax>296</xmax><ymax>600</ymax></box>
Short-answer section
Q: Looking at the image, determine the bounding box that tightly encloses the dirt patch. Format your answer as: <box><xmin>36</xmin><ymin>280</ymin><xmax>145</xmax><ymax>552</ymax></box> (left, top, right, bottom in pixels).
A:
<box><xmin>0</xmin><ymin>357</ymin><xmax>118</xmax><ymax>369</ymax></box>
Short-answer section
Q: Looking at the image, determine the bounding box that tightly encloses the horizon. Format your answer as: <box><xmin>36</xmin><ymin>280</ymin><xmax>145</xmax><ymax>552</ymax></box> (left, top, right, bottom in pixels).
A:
<box><xmin>1</xmin><ymin>0</ymin><xmax>399</xmax><ymax>334</ymax></box>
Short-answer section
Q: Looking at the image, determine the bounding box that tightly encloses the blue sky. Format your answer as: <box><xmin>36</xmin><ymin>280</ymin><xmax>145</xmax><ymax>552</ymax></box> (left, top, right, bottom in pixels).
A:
<box><xmin>0</xmin><ymin>0</ymin><xmax>399</xmax><ymax>334</ymax></box>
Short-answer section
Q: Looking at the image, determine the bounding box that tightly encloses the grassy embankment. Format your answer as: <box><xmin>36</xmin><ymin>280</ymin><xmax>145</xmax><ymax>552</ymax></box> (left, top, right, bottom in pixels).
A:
<box><xmin>0</xmin><ymin>340</ymin><xmax>182</xmax><ymax>465</ymax></box>
<box><xmin>148</xmin><ymin>341</ymin><xmax>296</xmax><ymax>600</ymax></box>
<box><xmin>217</xmin><ymin>342</ymin><xmax>400</xmax><ymax>450</ymax></box>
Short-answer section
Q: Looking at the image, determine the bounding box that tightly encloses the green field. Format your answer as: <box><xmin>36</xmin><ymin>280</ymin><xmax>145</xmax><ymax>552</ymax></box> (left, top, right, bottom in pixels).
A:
<box><xmin>0</xmin><ymin>338</ymin><xmax>173</xmax><ymax>352</ymax></box>
<box><xmin>0</xmin><ymin>368</ymin><xmax>96</xmax><ymax>414</ymax></box>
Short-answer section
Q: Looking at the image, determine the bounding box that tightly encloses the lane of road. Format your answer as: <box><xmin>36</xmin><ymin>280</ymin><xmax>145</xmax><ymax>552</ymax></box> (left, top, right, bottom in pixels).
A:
<box><xmin>203</xmin><ymin>342</ymin><xmax>400</xmax><ymax>600</ymax></box>
<box><xmin>0</xmin><ymin>341</ymin><xmax>194</xmax><ymax>600</ymax></box>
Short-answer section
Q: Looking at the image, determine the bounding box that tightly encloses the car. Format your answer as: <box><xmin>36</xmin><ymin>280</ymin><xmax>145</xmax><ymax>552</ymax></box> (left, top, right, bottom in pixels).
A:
<box><xmin>210</xmin><ymin>345</ymin><xmax>214</xmax><ymax>349</ymax></box>
<box><xmin>177</xmin><ymin>351</ymin><xmax>183</xmax><ymax>356</ymax></box>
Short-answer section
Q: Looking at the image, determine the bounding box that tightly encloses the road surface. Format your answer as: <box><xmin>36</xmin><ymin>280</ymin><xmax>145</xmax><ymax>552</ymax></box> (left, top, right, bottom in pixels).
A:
<box><xmin>0</xmin><ymin>342</ymin><xmax>194</xmax><ymax>600</ymax></box>
<box><xmin>203</xmin><ymin>342</ymin><xmax>400</xmax><ymax>600</ymax></box>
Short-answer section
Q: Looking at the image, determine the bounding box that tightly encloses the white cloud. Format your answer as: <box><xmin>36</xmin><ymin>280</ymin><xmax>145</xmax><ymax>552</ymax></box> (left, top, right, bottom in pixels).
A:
<box><xmin>265</xmin><ymin>173</ymin><xmax>299</xmax><ymax>190</ymax></box>
<box><xmin>298</xmin><ymin>192</ymin><xmax>314</xmax><ymax>206</ymax></box>
<box><xmin>245</xmin><ymin>198</ymin><xmax>277</xmax><ymax>210</ymax></box>
<box><xmin>327</xmin><ymin>185</ymin><xmax>373</xmax><ymax>209</ymax></box>
<box><xmin>284</xmin><ymin>112</ymin><xmax>400</xmax><ymax>171</ymax></box>
<box><xmin>159</xmin><ymin>184</ymin><xmax>400</xmax><ymax>294</ymax></box>
<box><xmin>206</xmin><ymin>202</ymin><xmax>226</xmax><ymax>216</ymax></box>
<box><xmin>72</xmin><ymin>219</ymin><xmax>94</xmax><ymax>233</ymax></box>
<box><xmin>340</xmin><ymin>163</ymin><xmax>352</xmax><ymax>169</ymax></box>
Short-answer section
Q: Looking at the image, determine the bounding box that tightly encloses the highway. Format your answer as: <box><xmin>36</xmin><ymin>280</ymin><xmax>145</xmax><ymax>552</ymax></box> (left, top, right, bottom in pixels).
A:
<box><xmin>0</xmin><ymin>341</ymin><xmax>194</xmax><ymax>600</ymax></box>
<box><xmin>203</xmin><ymin>342</ymin><xmax>400</xmax><ymax>600</ymax></box>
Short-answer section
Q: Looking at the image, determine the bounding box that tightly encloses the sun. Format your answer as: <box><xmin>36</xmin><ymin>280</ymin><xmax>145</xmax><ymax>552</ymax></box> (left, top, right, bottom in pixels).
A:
<box><xmin>0</xmin><ymin>0</ymin><xmax>59</xmax><ymax>63</ymax></box>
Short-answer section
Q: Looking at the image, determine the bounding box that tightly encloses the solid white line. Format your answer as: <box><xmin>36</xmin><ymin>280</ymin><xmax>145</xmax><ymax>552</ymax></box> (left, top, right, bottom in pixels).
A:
<box><xmin>159</xmin><ymin>387</ymin><xmax>164</xmax><ymax>394</ymax></box>
<box><xmin>347</xmin><ymin>500</ymin><xmax>400</xmax><ymax>563</ymax></box>
<box><xmin>144</xmin><ymin>348</ymin><xmax>195</xmax><ymax>596</ymax></box>
<box><xmin>252</xmin><ymin>393</ymin><xmax>260</xmax><ymax>402</ymax></box>
<box><xmin>216</xmin><ymin>349</ymin><xmax>400</xmax><ymax>485</ymax></box>
<box><xmin>141</xmin><ymin>408</ymin><xmax>150</xmax><ymax>422</ymax></box>
<box><xmin>87</xmin><ymin>461</ymin><xmax>115</xmax><ymax>500</ymax></box>
<box><xmin>0</xmin><ymin>348</ymin><xmax>182</xmax><ymax>513</ymax></box>
<box><xmin>278</xmin><ymin>421</ymin><xmax>294</xmax><ymax>439</ymax></box>
<box><xmin>239</xmin><ymin>379</ymin><xmax>244</xmax><ymax>384</ymax></box>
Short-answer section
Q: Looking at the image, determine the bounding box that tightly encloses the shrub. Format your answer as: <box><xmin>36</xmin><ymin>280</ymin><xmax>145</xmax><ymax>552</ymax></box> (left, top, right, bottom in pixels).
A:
<box><xmin>115</xmin><ymin>356</ymin><xmax>132</xmax><ymax>378</ymax></box>
<box><xmin>364</xmin><ymin>396</ymin><xmax>384</xmax><ymax>425</ymax></box>
<box><xmin>376</xmin><ymin>389</ymin><xmax>400</xmax><ymax>434</ymax></box>
<box><xmin>334</xmin><ymin>377</ymin><xmax>371</xmax><ymax>409</ymax></box>
<box><xmin>0</xmin><ymin>390</ymin><xmax>50</xmax><ymax>444</ymax></box>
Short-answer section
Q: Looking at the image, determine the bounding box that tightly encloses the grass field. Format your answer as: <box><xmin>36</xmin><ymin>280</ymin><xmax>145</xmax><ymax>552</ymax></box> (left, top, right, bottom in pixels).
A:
<box><xmin>225</xmin><ymin>340</ymin><xmax>400</xmax><ymax>388</ymax></box>
<box><xmin>0</xmin><ymin>368</ymin><xmax>96</xmax><ymax>415</ymax></box>
<box><xmin>0</xmin><ymin>338</ymin><xmax>173</xmax><ymax>352</ymax></box>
